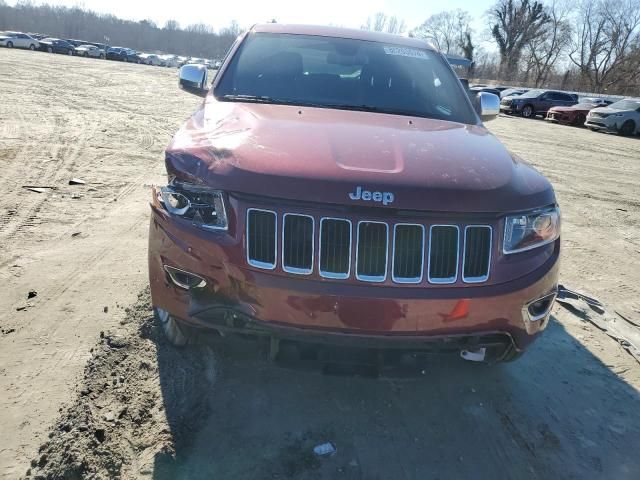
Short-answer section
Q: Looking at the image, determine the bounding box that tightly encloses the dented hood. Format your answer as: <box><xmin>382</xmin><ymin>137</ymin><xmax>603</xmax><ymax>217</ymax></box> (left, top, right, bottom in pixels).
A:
<box><xmin>165</xmin><ymin>99</ymin><xmax>555</xmax><ymax>213</ymax></box>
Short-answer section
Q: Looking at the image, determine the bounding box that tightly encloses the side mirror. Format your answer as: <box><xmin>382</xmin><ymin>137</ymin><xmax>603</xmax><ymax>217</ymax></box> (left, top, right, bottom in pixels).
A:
<box><xmin>475</xmin><ymin>91</ymin><xmax>500</xmax><ymax>122</ymax></box>
<box><xmin>179</xmin><ymin>64</ymin><xmax>208</xmax><ymax>97</ymax></box>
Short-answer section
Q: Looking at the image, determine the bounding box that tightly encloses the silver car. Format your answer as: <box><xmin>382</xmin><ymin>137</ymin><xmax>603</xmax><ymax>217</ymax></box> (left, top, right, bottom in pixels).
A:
<box><xmin>585</xmin><ymin>98</ymin><xmax>640</xmax><ymax>136</ymax></box>
<box><xmin>0</xmin><ymin>31</ymin><xmax>39</xmax><ymax>50</ymax></box>
<box><xmin>74</xmin><ymin>44</ymin><xmax>105</xmax><ymax>59</ymax></box>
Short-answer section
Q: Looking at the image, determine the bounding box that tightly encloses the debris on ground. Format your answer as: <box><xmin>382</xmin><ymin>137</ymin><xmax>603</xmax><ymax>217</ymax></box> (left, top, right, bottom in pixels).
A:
<box><xmin>69</xmin><ymin>178</ymin><xmax>86</xmax><ymax>185</ymax></box>
<box><xmin>313</xmin><ymin>442</ymin><xmax>337</xmax><ymax>456</ymax></box>
<box><xmin>557</xmin><ymin>285</ymin><xmax>640</xmax><ymax>363</ymax></box>
<box><xmin>27</xmin><ymin>291</ymin><xmax>37</xmax><ymax>300</ymax></box>
<box><xmin>22</xmin><ymin>186</ymin><xmax>54</xmax><ymax>194</ymax></box>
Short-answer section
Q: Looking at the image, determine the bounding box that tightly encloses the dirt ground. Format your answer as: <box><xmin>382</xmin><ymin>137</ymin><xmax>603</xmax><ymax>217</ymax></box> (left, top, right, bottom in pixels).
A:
<box><xmin>1</xmin><ymin>47</ymin><xmax>639</xmax><ymax>479</ymax></box>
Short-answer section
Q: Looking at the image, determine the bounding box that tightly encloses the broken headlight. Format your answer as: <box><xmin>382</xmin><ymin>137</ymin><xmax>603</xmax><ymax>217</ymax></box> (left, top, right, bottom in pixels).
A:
<box><xmin>503</xmin><ymin>206</ymin><xmax>560</xmax><ymax>254</ymax></box>
<box><xmin>159</xmin><ymin>182</ymin><xmax>228</xmax><ymax>231</ymax></box>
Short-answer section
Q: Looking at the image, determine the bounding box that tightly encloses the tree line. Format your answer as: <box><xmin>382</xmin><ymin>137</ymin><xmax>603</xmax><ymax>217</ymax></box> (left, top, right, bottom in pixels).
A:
<box><xmin>405</xmin><ymin>0</ymin><xmax>640</xmax><ymax>95</ymax></box>
<box><xmin>1</xmin><ymin>0</ymin><xmax>638</xmax><ymax>95</ymax></box>
<box><xmin>0</xmin><ymin>1</ymin><xmax>240</xmax><ymax>59</ymax></box>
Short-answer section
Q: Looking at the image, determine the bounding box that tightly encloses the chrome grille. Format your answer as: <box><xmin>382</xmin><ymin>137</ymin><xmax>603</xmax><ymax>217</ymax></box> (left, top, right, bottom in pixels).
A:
<box><xmin>428</xmin><ymin>225</ymin><xmax>459</xmax><ymax>284</ymax></box>
<box><xmin>392</xmin><ymin>224</ymin><xmax>425</xmax><ymax>283</ymax></box>
<box><xmin>282</xmin><ymin>214</ymin><xmax>314</xmax><ymax>274</ymax></box>
<box><xmin>463</xmin><ymin>226</ymin><xmax>492</xmax><ymax>282</ymax></box>
<box><xmin>319</xmin><ymin>218</ymin><xmax>352</xmax><ymax>278</ymax></box>
<box><xmin>246</xmin><ymin>210</ymin><xmax>492</xmax><ymax>285</ymax></box>
<box><xmin>356</xmin><ymin>221</ymin><xmax>388</xmax><ymax>282</ymax></box>
<box><xmin>246</xmin><ymin>209</ymin><xmax>277</xmax><ymax>269</ymax></box>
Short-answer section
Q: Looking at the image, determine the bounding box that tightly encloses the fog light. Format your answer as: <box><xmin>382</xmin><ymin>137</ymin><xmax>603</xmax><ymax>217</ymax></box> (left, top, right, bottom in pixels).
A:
<box><xmin>163</xmin><ymin>265</ymin><xmax>206</xmax><ymax>290</ymax></box>
<box><xmin>522</xmin><ymin>289</ymin><xmax>557</xmax><ymax>333</ymax></box>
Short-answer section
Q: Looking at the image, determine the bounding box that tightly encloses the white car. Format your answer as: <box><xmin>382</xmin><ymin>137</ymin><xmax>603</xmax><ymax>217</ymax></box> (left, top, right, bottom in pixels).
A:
<box><xmin>74</xmin><ymin>44</ymin><xmax>105</xmax><ymax>59</ymax></box>
<box><xmin>139</xmin><ymin>53</ymin><xmax>165</xmax><ymax>66</ymax></box>
<box><xmin>585</xmin><ymin>98</ymin><xmax>640</xmax><ymax>136</ymax></box>
<box><xmin>0</xmin><ymin>31</ymin><xmax>39</xmax><ymax>50</ymax></box>
<box><xmin>160</xmin><ymin>55</ymin><xmax>179</xmax><ymax>68</ymax></box>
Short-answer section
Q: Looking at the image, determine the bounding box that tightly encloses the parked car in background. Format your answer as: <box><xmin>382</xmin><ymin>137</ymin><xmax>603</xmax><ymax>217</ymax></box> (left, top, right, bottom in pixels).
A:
<box><xmin>0</xmin><ymin>31</ymin><xmax>40</xmax><ymax>50</ymax></box>
<box><xmin>500</xmin><ymin>90</ymin><xmax>577</xmax><ymax>118</ymax></box>
<box><xmin>500</xmin><ymin>88</ymin><xmax>528</xmax><ymax>99</ymax></box>
<box><xmin>160</xmin><ymin>55</ymin><xmax>179</xmax><ymax>68</ymax></box>
<box><xmin>585</xmin><ymin>98</ymin><xmax>640</xmax><ymax>136</ymax></box>
<box><xmin>139</xmin><ymin>53</ymin><xmax>165</xmax><ymax>66</ymax></box>
<box><xmin>74</xmin><ymin>44</ymin><xmax>105</xmax><ymax>58</ymax></box>
<box><xmin>38</xmin><ymin>38</ymin><xmax>75</xmax><ymax>55</ymax></box>
<box><xmin>187</xmin><ymin>57</ymin><xmax>206</xmax><ymax>65</ymax></box>
<box><xmin>177</xmin><ymin>56</ymin><xmax>190</xmax><ymax>67</ymax></box>
<box><xmin>545</xmin><ymin>99</ymin><xmax>611</xmax><ymax>126</ymax></box>
<box><xmin>106</xmin><ymin>47</ymin><xmax>140</xmax><ymax>62</ymax></box>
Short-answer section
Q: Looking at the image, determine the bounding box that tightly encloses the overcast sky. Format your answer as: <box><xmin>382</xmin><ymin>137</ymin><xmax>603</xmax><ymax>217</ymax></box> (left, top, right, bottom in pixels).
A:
<box><xmin>11</xmin><ymin>0</ymin><xmax>495</xmax><ymax>36</ymax></box>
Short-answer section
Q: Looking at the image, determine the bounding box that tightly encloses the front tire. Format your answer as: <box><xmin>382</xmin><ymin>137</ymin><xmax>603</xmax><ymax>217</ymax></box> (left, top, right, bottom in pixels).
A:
<box><xmin>124</xmin><ymin>57</ymin><xmax>128</xmax><ymax>62</ymax></box>
<box><xmin>29</xmin><ymin>44</ymin><xmax>35</xmax><ymax>50</ymax></box>
<box><xmin>620</xmin><ymin>120</ymin><xmax>635</xmax><ymax>136</ymax></box>
<box><xmin>6</xmin><ymin>41</ymin><xmax>13</xmax><ymax>48</ymax></box>
<box><xmin>47</xmin><ymin>46</ymin><xmax>53</xmax><ymax>53</ymax></box>
<box><xmin>574</xmin><ymin>113</ymin><xmax>586</xmax><ymax>126</ymax></box>
<box><xmin>68</xmin><ymin>49</ymin><xmax>73</xmax><ymax>55</ymax></box>
<box><xmin>154</xmin><ymin>307</ymin><xmax>192</xmax><ymax>347</ymax></box>
<box><xmin>521</xmin><ymin>105</ymin><xmax>534</xmax><ymax>118</ymax></box>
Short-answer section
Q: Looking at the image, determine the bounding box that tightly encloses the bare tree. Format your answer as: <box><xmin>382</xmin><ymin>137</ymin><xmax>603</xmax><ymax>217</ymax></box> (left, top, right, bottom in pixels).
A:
<box><xmin>489</xmin><ymin>0</ymin><xmax>551</xmax><ymax>80</ymax></box>
<box><xmin>522</xmin><ymin>0</ymin><xmax>573</xmax><ymax>86</ymax></box>
<box><xmin>362</xmin><ymin>12</ymin><xmax>406</xmax><ymax>34</ymax></box>
<box><xmin>411</xmin><ymin>10</ymin><xmax>473</xmax><ymax>55</ymax></box>
<box><xmin>569</xmin><ymin>0</ymin><xmax>640</xmax><ymax>92</ymax></box>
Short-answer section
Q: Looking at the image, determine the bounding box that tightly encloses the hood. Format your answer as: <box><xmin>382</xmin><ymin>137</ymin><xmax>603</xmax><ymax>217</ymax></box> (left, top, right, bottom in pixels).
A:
<box><xmin>165</xmin><ymin>100</ymin><xmax>555</xmax><ymax>214</ymax></box>
<box><xmin>591</xmin><ymin>106</ymin><xmax>631</xmax><ymax>115</ymax></box>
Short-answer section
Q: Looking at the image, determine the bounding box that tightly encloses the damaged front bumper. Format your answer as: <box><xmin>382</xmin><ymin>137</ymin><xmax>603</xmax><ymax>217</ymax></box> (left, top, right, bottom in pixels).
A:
<box><xmin>148</xmin><ymin>195</ymin><xmax>560</xmax><ymax>357</ymax></box>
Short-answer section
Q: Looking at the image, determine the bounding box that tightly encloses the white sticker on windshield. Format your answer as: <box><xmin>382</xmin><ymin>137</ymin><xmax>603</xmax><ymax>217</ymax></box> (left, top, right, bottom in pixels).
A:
<box><xmin>383</xmin><ymin>46</ymin><xmax>430</xmax><ymax>59</ymax></box>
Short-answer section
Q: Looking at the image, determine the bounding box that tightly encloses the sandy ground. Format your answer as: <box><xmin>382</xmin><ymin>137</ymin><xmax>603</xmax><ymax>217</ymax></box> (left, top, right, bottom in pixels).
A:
<box><xmin>0</xmin><ymin>47</ymin><xmax>639</xmax><ymax>479</ymax></box>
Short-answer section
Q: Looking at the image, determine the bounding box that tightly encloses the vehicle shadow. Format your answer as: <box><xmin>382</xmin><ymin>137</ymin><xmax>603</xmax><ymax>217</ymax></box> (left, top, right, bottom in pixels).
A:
<box><xmin>151</xmin><ymin>316</ymin><xmax>640</xmax><ymax>480</ymax></box>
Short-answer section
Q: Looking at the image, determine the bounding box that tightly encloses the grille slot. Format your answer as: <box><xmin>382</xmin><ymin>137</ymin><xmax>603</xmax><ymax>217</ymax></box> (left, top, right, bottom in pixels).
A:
<box><xmin>392</xmin><ymin>224</ymin><xmax>425</xmax><ymax>283</ymax></box>
<box><xmin>463</xmin><ymin>226</ymin><xmax>492</xmax><ymax>282</ymax></box>
<box><xmin>246</xmin><ymin>209</ymin><xmax>277</xmax><ymax>269</ymax></box>
<box><xmin>428</xmin><ymin>225</ymin><xmax>459</xmax><ymax>283</ymax></box>
<box><xmin>282</xmin><ymin>214</ymin><xmax>314</xmax><ymax>274</ymax></box>
<box><xmin>356</xmin><ymin>221</ymin><xmax>388</xmax><ymax>282</ymax></box>
<box><xmin>319</xmin><ymin>218</ymin><xmax>352</xmax><ymax>279</ymax></box>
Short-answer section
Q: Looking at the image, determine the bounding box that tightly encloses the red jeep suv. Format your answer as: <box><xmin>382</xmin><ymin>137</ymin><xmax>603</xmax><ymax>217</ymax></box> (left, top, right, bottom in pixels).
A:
<box><xmin>148</xmin><ymin>24</ymin><xmax>560</xmax><ymax>363</ymax></box>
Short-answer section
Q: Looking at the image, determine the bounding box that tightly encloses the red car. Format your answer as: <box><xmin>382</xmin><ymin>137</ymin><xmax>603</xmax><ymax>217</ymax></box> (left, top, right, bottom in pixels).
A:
<box><xmin>148</xmin><ymin>24</ymin><xmax>560</xmax><ymax>364</ymax></box>
<box><xmin>546</xmin><ymin>98</ymin><xmax>612</xmax><ymax>126</ymax></box>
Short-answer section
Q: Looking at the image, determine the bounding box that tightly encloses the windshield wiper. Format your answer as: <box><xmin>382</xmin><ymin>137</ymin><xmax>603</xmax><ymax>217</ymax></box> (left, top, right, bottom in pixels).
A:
<box><xmin>218</xmin><ymin>94</ymin><xmax>309</xmax><ymax>106</ymax></box>
<box><xmin>219</xmin><ymin>96</ymin><xmax>433</xmax><ymax>119</ymax></box>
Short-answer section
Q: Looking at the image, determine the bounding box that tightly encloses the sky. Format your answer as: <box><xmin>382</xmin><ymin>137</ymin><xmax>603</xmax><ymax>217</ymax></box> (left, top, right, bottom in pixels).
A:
<box><xmin>11</xmin><ymin>0</ymin><xmax>496</xmax><ymax>36</ymax></box>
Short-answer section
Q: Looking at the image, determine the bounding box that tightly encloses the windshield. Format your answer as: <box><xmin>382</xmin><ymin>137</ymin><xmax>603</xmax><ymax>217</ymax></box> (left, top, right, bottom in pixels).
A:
<box><xmin>609</xmin><ymin>100</ymin><xmax>640</xmax><ymax>110</ymax></box>
<box><xmin>216</xmin><ymin>33</ymin><xmax>477</xmax><ymax>124</ymax></box>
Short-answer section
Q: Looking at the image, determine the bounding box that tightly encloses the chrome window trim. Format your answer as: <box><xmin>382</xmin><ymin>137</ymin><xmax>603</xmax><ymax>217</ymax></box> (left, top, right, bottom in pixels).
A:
<box><xmin>319</xmin><ymin>217</ymin><xmax>352</xmax><ymax>279</ymax></box>
<box><xmin>427</xmin><ymin>224</ymin><xmax>460</xmax><ymax>284</ymax></box>
<box><xmin>246</xmin><ymin>208</ymin><xmax>277</xmax><ymax>270</ymax></box>
<box><xmin>462</xmin><ymin>225</ymin><xmax>492</xmax><ymax>283</ymax></box>
<box><xmin>391</xmin><ymin>223</ymin><xmax>425</xmax><ymax>284</ymax></box>
<box><xmin>282</xmin><ymin>213</ymin><xmax>314</xmax><ymax>275</ymax></box>
<box><xmin>355</xmin><ymin>220</ymin><xmax>389</xmax><ymax>283</ymax></box>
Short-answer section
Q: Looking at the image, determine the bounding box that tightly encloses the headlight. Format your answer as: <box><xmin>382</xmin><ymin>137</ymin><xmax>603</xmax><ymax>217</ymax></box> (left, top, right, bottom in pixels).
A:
<box><xmin>159</xmin><ymin>182</ymin><xmax>228</xmax><ymax>231</ymax></box>
<box><xmin>503</xmin><ymin>206</ymin><xmax>560</xmax><ymax>254</ymax></box>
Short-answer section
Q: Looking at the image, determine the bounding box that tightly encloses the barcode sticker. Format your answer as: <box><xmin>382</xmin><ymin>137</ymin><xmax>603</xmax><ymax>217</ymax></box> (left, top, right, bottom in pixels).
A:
<box><xmin>383</xmin><ymin>46</ymin><xmax>430</xmax><ymax>59</ymax></box>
